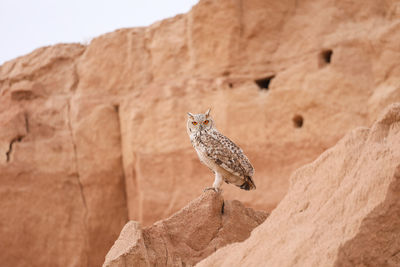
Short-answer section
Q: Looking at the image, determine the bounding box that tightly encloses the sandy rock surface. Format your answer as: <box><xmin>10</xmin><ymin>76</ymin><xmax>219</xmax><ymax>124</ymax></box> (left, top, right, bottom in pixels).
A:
<box><xmin>197</xmin><ymin>104</ymin><xmax>400</xmax><ymax>266</ymax></box>
<box><xmin>103</xmin><ymin>191</ymin><xmax>268</xmax><ymax>267</ymax></box>
<box><xmin>1</xmin><ymin>0</ymin><xmax>400</xmax><ymax>266</ymax></box>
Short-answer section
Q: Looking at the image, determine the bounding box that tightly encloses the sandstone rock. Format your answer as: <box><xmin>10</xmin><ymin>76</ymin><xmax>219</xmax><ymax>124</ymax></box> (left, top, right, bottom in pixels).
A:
<box><xmin>103</xmin><ymin>191</ymin><xmax>268</xmax><ymax>267</ymax></box>
<box><xmin>197</xmin><ymin>103</ymin><xmax>400</xmax><ymax>267</ymax></box>
<box><xmin>71</xmin><ymin>102</ymin><xmax>128</xmax><ymax>266</ymax></box>
<box><xmin>1</xmin><ymin>0</ymin><xmax>400</xmax><ymax>266</ymax></box>
<box><xmin>0</xmin><ymin>44</ymin><xmax>128</xmax><ymax>267</ymax></box>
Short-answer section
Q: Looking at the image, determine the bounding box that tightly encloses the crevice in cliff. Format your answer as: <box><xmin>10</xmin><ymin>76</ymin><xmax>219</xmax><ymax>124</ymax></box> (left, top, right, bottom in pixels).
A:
<box><xmin>5</xmin><ymin>113</ymin><xmax>29</xmax><ymax>163</ymax></box>
<box><xmin>114</xmin><ymin>104</ymin><xmax>130</xmax><ymax>220</ymax></box>
<box><xmin>5</xmin><ymin>135</ymin><xmax>24</xmax><ymax>162</ymax></box>
<box><xmin>216</xmin><ymin>200</ymin><xmax>225</xmax><ymax>236</ymax></box>
<box><xmin>67</xmin><ymin>101</ymin><xmax>88</xmax><ymax>211</ymax></box>
<box><xmin>24</xmin><ymin>113</ymin><xmax>30</xmax><ymax>133</ymax></box>
<box><xmin>66</xmin><ymin>99</ymin><xmax>89</xmax><ymax>261</ymax></box>
<box><xmin>66</xmin><ymin>58</ymin><xmax>87</xmax><ymax>219</ymax></box>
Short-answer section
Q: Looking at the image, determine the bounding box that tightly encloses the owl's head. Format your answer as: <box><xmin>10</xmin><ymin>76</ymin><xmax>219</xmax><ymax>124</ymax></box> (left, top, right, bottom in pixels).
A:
<box><xmin>187</xmin><ymin>108</ymin><xmax>214</xmax><ymax>135</ymax></box>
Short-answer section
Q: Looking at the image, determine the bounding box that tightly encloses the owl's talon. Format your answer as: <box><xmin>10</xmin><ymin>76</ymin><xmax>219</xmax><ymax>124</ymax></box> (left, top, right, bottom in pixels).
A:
<box><xmin>203</xmin><ymin>187</ymin><xmax>222</xmax><ymax>193</ymax></box>
<box><xmin>203</xmin><ymin>187</ymin><xmax>214</xmax><ymax>192</ymax></box>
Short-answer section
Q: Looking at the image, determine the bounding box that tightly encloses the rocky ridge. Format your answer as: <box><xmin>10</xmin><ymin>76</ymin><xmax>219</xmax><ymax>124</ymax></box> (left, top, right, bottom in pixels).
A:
<box><xmin>103</xmin><ymin>191</ymin><xmax>268</xmax><ymax>266</ymax></box>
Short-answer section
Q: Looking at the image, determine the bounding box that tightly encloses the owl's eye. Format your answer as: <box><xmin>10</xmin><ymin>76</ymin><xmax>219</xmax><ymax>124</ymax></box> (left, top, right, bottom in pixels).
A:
<box><xmin>203</xmin><ymin>120</ymin><xmax>209</xmax><ymax>125</ymax></box>
<box><xmin>192</xmin><ymin>121</ymin><xmax>198</xmax><ymax>125</ymax></box>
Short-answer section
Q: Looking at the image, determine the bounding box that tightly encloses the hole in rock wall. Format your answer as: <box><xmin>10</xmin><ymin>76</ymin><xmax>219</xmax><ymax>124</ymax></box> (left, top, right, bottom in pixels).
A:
<box><xmin>320</xmin><ymin>49</ymin><xmax>333</xmax><ymax>65</ymax></box>
<box><xmin>255</xmin><ymin>75</ymin><xmax>275</xmax><ymax>90</ymax></box>
<box><xmin>292</xmin><ymin>115</ymin><xmax>304</xmax><ymax>128</ymax></box>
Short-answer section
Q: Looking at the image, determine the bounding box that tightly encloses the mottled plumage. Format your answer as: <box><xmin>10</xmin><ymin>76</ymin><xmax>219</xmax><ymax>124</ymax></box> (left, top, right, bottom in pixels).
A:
<box><xmin>186</xmin><ymin>109</ymin><xmax>256</xmax><ymax>191</ymax></box>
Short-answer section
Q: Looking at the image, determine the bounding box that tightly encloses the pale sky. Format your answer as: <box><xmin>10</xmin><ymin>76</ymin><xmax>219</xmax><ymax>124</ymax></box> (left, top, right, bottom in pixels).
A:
<box><xmin>0</xmin><ymin>0</ymin><xmax>199</xmax><ymax>64</ymax></box>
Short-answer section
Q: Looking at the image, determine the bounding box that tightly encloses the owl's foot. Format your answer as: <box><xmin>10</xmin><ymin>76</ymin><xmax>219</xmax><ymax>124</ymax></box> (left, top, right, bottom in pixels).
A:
<box><xmin>204</xmin><ymin>172</ymin><xmax>223</xmax><ymax>193</ymax></box>
<box><xmin>203</xmin><ymin>187</ymin><xmax>222</xmax><ymax>193</ymax></box>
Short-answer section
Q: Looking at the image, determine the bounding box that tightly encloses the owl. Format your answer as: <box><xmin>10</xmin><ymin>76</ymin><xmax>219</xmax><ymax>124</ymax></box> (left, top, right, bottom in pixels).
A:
<box><xmin>186</xmin><ymin>109</ymin><xmax>256</xmax><ymax>192</ymax></box>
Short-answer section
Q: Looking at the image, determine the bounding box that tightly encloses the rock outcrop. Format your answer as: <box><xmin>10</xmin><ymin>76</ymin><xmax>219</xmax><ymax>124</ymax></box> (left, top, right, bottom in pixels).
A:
<box><xmin>103</xmin><ymin>191</ymin><xmax>268</xmax><ymax>267</ymax></box>
<box><xmin>1</xmin><ymin>0</ymin><xmax>400</xmax><ymax>266</ymax></box>
<box><xmin>197</xmin><ymin>104</ymin><xmax>400</xmax><ymax>266</ymax></box>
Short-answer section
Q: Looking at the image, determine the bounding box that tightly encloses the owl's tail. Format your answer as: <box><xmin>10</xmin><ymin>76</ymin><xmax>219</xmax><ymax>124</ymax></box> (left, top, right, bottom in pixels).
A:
<box><xmin>239</xmin><ymin>176</ymin><xmax>256</xmax><ymax>191</ymax></box>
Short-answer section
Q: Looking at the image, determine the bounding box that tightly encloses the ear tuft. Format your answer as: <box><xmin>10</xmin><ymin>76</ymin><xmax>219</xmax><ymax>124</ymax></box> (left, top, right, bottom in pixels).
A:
<box><xmin>187</xmin><ymin>112</ymin><xmax>194</xmax><ymax>119</ymax></box>
<box><xmin>205</xmin><ymin>108</ymin><xmax>211</xmax><ymax>117</ymax></box>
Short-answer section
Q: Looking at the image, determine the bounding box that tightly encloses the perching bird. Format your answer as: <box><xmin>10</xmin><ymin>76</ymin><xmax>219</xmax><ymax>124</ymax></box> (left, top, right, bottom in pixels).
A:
<box><xmin>186</xmin><ymin>109</ymin><xmax>256</xmax><ymax>192</ymax></box>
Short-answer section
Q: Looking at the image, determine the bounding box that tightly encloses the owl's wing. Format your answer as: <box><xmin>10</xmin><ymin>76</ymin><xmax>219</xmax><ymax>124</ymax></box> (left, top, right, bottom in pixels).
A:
<box><xmin>199</xmin><ymin>131</ymin><xmax>255</xmax><ymax>179</ymax></box>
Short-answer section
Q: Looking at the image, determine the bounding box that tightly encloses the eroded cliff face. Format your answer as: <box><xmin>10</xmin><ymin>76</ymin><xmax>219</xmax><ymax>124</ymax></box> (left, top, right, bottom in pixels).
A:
<box><xmin>1</xmin><ymin>0</ymin><xmax>400</xmax><ymax>266</ymax></box>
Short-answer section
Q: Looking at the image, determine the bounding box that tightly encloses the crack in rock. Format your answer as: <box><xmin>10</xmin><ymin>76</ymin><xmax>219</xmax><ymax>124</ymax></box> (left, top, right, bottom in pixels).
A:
<box><xmin>6</xmin><ymin>135</ymin><xmax>24</xmax><ymax>162</ymax></box>
<box><xmin>66</xmin><ymin>99</ymin><xmax>90</xmax><ymax>264</ymax></box>
<box><xmin>66</xmin><ymin>101</ymin><xmax>88</xmax><ymax>211</ymax></box>
<box><xmin>5</xmin><ymin>113</ymin><xmax>29</xmax><ymax>163</ymax></box>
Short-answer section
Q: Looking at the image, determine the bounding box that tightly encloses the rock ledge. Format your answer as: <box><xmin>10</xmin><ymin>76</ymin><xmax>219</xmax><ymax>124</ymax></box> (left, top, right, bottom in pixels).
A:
<box><xmin>103</xmin><ymin>191</ymin><xmax>268</xmax><ymax>267</ymax></box>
